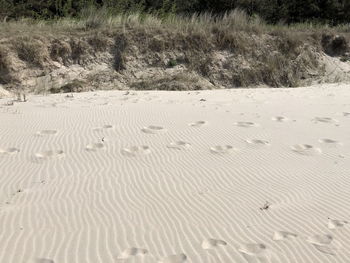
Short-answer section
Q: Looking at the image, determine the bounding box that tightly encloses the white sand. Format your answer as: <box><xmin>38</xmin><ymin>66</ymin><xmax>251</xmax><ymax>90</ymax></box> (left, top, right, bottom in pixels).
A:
<box><xmin>1</xmin><ymin>84</ymin><xmax>350</xmax><ymax>263</ymax></box>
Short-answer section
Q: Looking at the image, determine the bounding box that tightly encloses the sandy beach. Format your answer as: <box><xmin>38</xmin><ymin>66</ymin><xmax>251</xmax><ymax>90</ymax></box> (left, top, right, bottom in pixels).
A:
<box><xmin>1</xmin><ymin>84</ymin><xmax>350</xmax><ymax>263</ymax></box>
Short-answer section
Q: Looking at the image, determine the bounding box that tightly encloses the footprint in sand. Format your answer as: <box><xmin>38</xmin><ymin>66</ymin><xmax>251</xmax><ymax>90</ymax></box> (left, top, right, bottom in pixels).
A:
<box><xmin>158</xmin><ymin>253</ymin><xmax>187</xmax><ymax>263</ymax></box>
<box><xmin>201</xmin><ymin>238</ymin><xmax>227</xmax><ymax>250</ymax></box>
<box><xmin>34</xmin><ymin>150</ymin><xmax>64</xmax><ymax>159</ymax></box>
<box><xmin>117</xmin><ymin>247</ymin><xmax>148</xmax><ymax>259</ymax></box>
<box><xmin>85</xmin><ymin>143</ymin><xmax>105</xmax><ymax>152</ymax></box>
<box><xmin>273</xmin><ymin>231</ymin><xmax>298</xmax><ymax>241</ymax></box>
<box><xmin>188</xmin><ymin>121</ymin><xmax>207</xmax><ymax>127</ymax></box>
<box><xmin>34</xmin><ymin>259</ymin><xmax>54</xmax><ymax>263</ymax></box>
<box><xmin>238</xmin><ymin>243</ymin><xmax>270</xmax><ymax>260</ymax></box>
<box><xmin>121</xmin><ymin>146</ymin><xmax>151</xmax><ymax>157</ymax></box>
<box><xmin>210</xmin><ymin>145</ymin><xmax>237</xmax><ymax>154</ymax></box>
<box><xmin>272</xmin><ymin>116</ymin><xmax>289</xmax><ymax>122</ymax></box>
<box><xmin>93</xmin><ymin>125</ymin><xmax>114</xmax><ymax>132</ymax></box>
<box><xmin>343</xmin><ymin>112</ymin><xmax>350</xmax><ymax>117</ymax></box>
<box><xmin>36</xmin><ymin>130</ymin><xmax>58</xmax><ymax>136</ymax></box>
<box><xmin>245</xmin><ymin>139</ymin><xmax>270</xmax><ymax>146</ymax></box>
<box><xmin>312</xmin><ymin>117</ymin><xmax>338</xmax><ymax>124</ymax></box>
<box><xmin>167</xmin><ymin>141</ymin><xmax>191</xmax><ymax>150</ymax></box>
<box><xmin>234</xmin><ymin>121</ymin><xmax>258</xmax><ymax>128</ymax></box>
<box><xmin>319</xmin><ymin>138</ymin><xmax>341</xmax><ymax>146</ymax></box>
<box><xmin>328</xmin><ymin>218</ymin><xmax>348</xmax><ymax>229</ymax></box>
<box><xmin>141</xmin><ymin>125</ymin><xmax>167</xmax><ymax>134</ymax></box>
<box><xmin>307</xmin><ymin>234</ymin><xmax>336</xmax><ymax>255</ymax></box>
<box><xmin>291</xmin><ymin>144</ymin><xmax>322</xmax><ymax>156</ymax></box>
<box><xmin>0</xmin><ymin>147</ymin><xmax>20</xmax><ymax>155</ymax></box>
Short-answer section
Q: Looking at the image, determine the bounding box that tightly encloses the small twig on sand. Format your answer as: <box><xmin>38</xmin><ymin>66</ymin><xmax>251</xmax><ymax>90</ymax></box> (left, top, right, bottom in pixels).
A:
<box><xmin>6</xmin><ymin>100</ymin><xmax>14</xmax><ymax>106</ymax></box>
<box><xmin>260</xmin><ymin>201</ymin><xmax>270</xmax><ymax>211</ymax></box>
<box><xmin>16</xmin><ymin>92</ymin><xmax>27</xmax><ymax>102</ymax></box>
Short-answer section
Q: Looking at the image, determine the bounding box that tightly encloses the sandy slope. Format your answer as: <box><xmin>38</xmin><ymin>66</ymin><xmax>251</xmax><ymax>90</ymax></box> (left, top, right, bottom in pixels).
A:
<box><xmin>0</xmin><ymin>84</ymin><xmax>350</xmax><ymax>263</ymax></box>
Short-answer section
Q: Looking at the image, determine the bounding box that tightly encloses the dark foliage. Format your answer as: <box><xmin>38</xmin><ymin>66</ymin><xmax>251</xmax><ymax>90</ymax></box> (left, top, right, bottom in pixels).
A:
<box><xmin>0</xmin><ymin>0</ymin><xmax>349</xmax><ymax>25</ymax></box>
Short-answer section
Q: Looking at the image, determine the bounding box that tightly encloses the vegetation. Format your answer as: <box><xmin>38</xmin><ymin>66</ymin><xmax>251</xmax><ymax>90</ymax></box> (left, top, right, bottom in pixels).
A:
<box><xmin>0</xmin><ymin>4</ymin><xmax>349</xmax><ymax>91</ymax></box>
<box><xmin>1</xmin><ymin>0</ymin><xmax>350</xmax><ymax>26</ymax></box>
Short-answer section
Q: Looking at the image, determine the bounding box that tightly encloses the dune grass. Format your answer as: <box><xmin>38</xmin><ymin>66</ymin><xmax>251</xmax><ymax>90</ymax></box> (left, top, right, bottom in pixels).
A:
<box><xmin>1</xmin><ymin>8</ymin><xmax>348</xmax><ymax>36</ymax></box>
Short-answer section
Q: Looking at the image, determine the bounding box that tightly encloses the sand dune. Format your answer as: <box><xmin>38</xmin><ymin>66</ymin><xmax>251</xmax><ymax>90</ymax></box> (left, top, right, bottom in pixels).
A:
<box><xmin>1</xmin><ymin>83</ymin><xmax>350</xmax><ymax>262</ymax></box>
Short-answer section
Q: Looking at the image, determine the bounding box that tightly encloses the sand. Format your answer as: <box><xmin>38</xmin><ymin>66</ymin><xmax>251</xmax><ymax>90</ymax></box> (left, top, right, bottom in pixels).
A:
<box><xmin>0</xmin><ymin>83</ymin><xmax>350</xmax><ymax>263</ymax></box>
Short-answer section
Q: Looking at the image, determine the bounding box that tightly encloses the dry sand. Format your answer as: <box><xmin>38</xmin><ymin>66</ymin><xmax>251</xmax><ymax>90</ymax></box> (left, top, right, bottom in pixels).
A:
<box><xmin>0</xmin><ymin>83</ymin><xmax>350</xmax><ymax>263</ymax></box>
